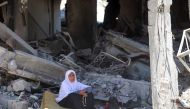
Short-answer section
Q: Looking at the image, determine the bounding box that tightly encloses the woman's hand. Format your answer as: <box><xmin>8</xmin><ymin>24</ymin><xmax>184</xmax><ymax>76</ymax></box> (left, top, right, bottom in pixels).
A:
<box><xmin>79</xmin><ymin>90</ymin><xmax>87</xmax><ymax>97</ymax></box>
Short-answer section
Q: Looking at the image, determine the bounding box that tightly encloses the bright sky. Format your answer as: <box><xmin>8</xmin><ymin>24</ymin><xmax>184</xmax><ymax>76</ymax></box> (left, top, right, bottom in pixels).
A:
<box><xmin>60</xmin><ymin>0</ymin><xmax>107</xmax><ymax>22</ymax></box>
<box><xmin>60</xmin><ymin>0</ymin><xmax>66</xmax><ymax>10</ymax></box>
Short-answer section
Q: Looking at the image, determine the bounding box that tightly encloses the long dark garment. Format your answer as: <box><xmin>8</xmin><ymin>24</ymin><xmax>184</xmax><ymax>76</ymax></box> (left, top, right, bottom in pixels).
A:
<box><xmin>58</xmin><ymin>93</ymin><xmax>95</xmax><ymax>109</ymax></box>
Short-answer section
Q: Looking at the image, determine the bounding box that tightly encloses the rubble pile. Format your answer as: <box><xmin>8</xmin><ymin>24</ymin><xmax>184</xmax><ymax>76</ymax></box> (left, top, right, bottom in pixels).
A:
<box><xmin>178</xmin><ymin>88</ymin><xmax>190</xmax><ymax>108</ymax></box>
<box><xmin>81</xmin><ymin>73</ymin><xmax>151</xmax><ymax>104</ymax></box>
<box><xmin>0</xmin><ymin>78</ymin><xmax>41</xmax><ymax>109</ymax></box>
<box><xmin>0</xmin><ymin>23</ymin><xmax>152</xmax><ymax>109</ymax></box>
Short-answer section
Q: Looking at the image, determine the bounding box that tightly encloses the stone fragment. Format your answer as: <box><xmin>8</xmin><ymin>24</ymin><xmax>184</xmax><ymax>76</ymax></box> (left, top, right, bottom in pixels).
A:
<box><xmin>10</xmin><ymin>79</ymin><xmax>31</xmax><ymax>92</ymax></box>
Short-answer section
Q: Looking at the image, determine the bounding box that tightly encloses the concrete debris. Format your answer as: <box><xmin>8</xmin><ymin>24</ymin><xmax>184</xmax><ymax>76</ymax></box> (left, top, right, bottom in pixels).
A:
<box><xmin>8</xmin><ymin>100</ymin><xmax>28</xmax><ymax>109</ymax></box>
<box><xmin>7</xmin><ymin>86</ymin><xmax>13</xmax><ymax>92</ymax></box>
<box><xmin>0</xmin><ymin>84</ymin><xmax>41</xmax><ymax>109</ymax></box>
<box><xmin>58</xmin><ymin>32</ymin><xmax>76</xmax><ymax>51</ymax></box>
<box><xmin>104</xmin><ymin>30</ymin><xmax>149</xmax><ymax>54</ymax></box>
<box><xmin>0</xmin><ymin>92</ymin><xmax>17</xmax><ymax>109</ymax></box>
<box><xmin>58</xmin><ymin>53</ymin><xmax>84</xmax><ymax>70</ymax></box>
<box><xmin>76</xmin><ymin>48</ymin><xmax>92</xmax><ymax>57</ymax></box>
<box><xmin>104</xmin><ymin>45</ymin><xmax>126</xmax><ymax>56</ymax></box>
<box><xmin>0</xmin><ymin>46</ymin><xmax>68</xmax><ymax>85</ymax></box>
<box><xmin>86</xmin><ymin>52</ymin><xmax>131</xmax><ymax>75</ymax></box>
<box><xmin>0</xmin><ymin>22</ymin><xmax>38</xmax><ymax>55</ymax></box>
<box><xmin>178</xmin><ymin>88</ymin><xmax>190</xmax><ymax>108</ymax></box>
<box><xmin>29</xmin><ymin>95</ymin><xmax>38</xmax><ymax>101</ymax></box>
<box><xmin>82</xmin><ymin>73</ymin><xmax>151</xmax><ymax>104</ymax></box>
<box><xmin>125</xmin><ymin>62</ymin><xmax>150</xmax><ymax>81</ymax></box>
<box><xmin>0</xmin><ymin>24</ymin><xmax>152</xmax><ymax>108</ymax></box>
<box><xmin>10</xmin><ymin>79</ymin><xmax>31</xmax><ymax>92</ymax></box>
<box><xmin>0</xmin><ymin>105</ymin><xmax>3</xmax><ymax>109</ymax></box>
<box><xmin>7</xmin><ymin>60</ymin><xmax>17</xmax><ymax>72</ymax></box>
<box><xmin>1</xmin><ymin>0</ymin><xmax>190</xmax><ymax>108</ymax></box>
<box><xmin>37</xmin><ymin>37</ymin><xmax>65</xmax><ymax>55</ymax></box>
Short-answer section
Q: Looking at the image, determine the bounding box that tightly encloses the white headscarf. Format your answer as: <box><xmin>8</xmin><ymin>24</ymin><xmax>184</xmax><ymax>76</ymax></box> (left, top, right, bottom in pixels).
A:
<box><xmin>56</xmin><ymin>70</ymin><xmax>90</xmax><ymax>102</ymax></box>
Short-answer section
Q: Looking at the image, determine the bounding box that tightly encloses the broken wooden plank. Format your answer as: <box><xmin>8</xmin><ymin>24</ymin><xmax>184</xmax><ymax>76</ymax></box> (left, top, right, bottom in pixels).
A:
<box><xmin>0</xmin><ymin>46</ymin><xmax>68</xmax><ymax>85</ymax></box>
<box><xmin>105</xmin><ymin>30</ymin><xmax>149</xmax><ymax>54</ymax></box>
<box><xmin>0</xmin><ymin>22</ymin><xmax>38</xmax><ymax>55</ymax></box>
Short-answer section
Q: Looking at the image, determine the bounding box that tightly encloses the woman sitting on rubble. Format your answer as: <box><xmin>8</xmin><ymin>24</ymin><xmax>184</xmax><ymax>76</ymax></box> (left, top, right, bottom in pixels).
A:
<box><xmin>56</xmin><ymin>70</ymin><xmax>95</xmax><ymax>109</ymax></box>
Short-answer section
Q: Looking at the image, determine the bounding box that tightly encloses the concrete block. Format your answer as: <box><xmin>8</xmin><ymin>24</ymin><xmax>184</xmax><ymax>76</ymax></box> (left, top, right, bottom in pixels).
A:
<box><xmin>0</xmin><ymin>95</ymin><xmax>9</xmax><ymax>108</ymax></box>
<box><xmin>125</xmin><ymin>62</ymin><xmax>150</xmax><ymax>81</ymax></box>
<box><xmin>7</xmin><ymin>85</ymin><xmax>13</xmax><ymax>92</ymax></box>
<box><xmin>0</xmin><ymin>94</ymin><xmax>17</xmax><ymax>109</ymax></box>
<box><xmin>8</xmin><ymin>100</ymin><xmax>28</xmax><ymax>109</ymax></box>
<box><xmin>0</xmin><ymin>105</ymin><xmax>3</xmax><ymax>109</ymax></box>
<box><xmin>10</xmin><ymin>79</ymin><xmax>31</xmax><ymax>92</ymax></box>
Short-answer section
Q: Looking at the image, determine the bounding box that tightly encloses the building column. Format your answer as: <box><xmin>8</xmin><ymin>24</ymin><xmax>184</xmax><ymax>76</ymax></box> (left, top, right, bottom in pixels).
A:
<box><xmin>67</xmin><ymin>0</ymin><xmax>97</xmax><ymax>49</ymax></box>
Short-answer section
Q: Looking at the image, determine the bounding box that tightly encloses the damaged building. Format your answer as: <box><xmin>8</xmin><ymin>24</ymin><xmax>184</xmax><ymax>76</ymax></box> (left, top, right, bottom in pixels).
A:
<box><xmin>0</xmin><ymin>0</ymin><xmax>189</xmax><ymax>109</ymax></box>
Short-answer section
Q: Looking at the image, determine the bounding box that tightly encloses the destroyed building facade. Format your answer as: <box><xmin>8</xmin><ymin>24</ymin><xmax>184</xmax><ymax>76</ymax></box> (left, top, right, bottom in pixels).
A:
<box><xmin>0</xmin><ymin>0</ymin><xmax>189</xmax><ymax>109</ymax></box>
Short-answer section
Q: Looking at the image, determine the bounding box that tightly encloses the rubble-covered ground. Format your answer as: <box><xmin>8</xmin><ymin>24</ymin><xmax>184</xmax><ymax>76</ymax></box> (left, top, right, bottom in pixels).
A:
<box><xmin>0</xmin><ymin>28</ymin><xmax>154</xmax><ymax>109</ymax></box>
<box><xmin>1</xmin><ymin>26</ymin><xmax>190</xmax><ymax>109</ymax></box>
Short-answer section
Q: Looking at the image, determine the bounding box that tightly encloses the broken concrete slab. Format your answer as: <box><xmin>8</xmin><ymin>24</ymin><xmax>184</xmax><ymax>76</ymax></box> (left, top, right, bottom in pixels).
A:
<box><xmin>8</xmin><ymin>100</ymin><xmax>28</xmax><ymax>109</ymax></box>
<box><xmin>0</xmin><ymin>85</ymin><xmax>41</xmax><ymax>109</ymax></box>
<box><xmin>0</xmin><ymin>22</ymin><xmax>38</xmax><ymax>55</ymax></box>
<box><xmin>10</xmin><ymin>79</ymin><xmax>31</xmax><ymax>92</ymax></box>
<box><xmin>0</xmin><ymin>46</ymin><xmax>68</xmax><ymax>85</ymax></box>
<box><xmin>105</xmin><ymin>45</ymin><xmax>126</xmax><ymax>56</ymax></box>
<box><xmin>105</xmin><ymin>30</ymin><xmax>149</xmax><ymax>54</ymax></box>
<box><xmin>8</xmin><ymin>69</ymin><xmax>61</xmax><ymax>85</ymax></box>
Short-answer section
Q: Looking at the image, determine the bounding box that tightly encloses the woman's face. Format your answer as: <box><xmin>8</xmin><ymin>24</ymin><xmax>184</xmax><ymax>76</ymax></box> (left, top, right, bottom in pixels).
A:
<box><xmin>68</xmin><ymin>72</ymin><xmax>75</xmax><ymax>82</ymax></box>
